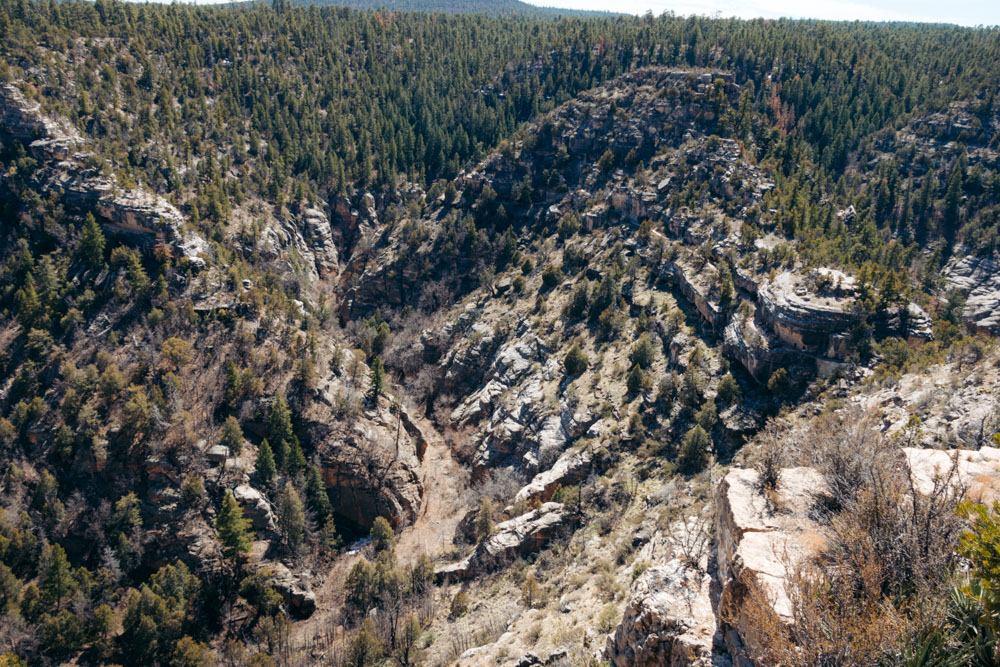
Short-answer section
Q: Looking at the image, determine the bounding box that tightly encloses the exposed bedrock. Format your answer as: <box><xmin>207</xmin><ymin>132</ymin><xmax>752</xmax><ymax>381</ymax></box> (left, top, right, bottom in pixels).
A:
<box><xmin>436</xmin><ymin>502</ymin><xmax>575</xmax><ymax>581</ymax></box>
<box><xmin>944</xmin><ymin>254</ymin><xmax>1000</xmax><ymax>333</ymax></box>
<box><xmin>304</xmin><ymin>383</ymin><xmax>429</xmax><ymax>533</ymax></box>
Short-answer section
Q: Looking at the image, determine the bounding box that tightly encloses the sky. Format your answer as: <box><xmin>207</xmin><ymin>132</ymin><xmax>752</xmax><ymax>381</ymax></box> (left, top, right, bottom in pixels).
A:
<box><xmin>524</xmin><ymin>0</ymin><xmax>1000</xmax><ymax>26</ymax></box>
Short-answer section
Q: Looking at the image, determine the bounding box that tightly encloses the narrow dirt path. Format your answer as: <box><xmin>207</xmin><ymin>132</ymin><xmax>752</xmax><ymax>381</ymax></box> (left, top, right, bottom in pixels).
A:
<box><xmin>290</xmin><ymin>416</ymin><xmax>469</xmax><ymax>659</ymax></box>
<box><xmin>396</xmin><ymin>418</ymin><xmax>469</xmax><ymax>564</ymax></box>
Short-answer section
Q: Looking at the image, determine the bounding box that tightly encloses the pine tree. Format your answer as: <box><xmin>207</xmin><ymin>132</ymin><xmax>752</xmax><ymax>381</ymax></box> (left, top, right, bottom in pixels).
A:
<box><xmin>256</xmin><ymin>440</ymin><xmax>276</xmax><ymax>485</ymax></box>
<box><xmin>278</xmin><ymin>482</ymin><xmax>306</xmax><ymax>555</ymax></box>
<box><xmin>78</xmin><ymin>214</ymin><xmax>106</xmax><ymax>268</ymax></box>
<box><xmin>42</xmin><ymin>544</ymin><xmax>75</xmax><ymax>608</ymax></box>
<box><xmin>287</xmin><ymin>441</ymin><xmax>307</xmax><ymax>477</ymax></box>
<box><xmin>305</xmin><ymin>466</ymin><xmax>332</xmax><ymax>520</ymax></box>
<box><xmin>267</xmin><ymin>395</ymin><xmax>293</xmax><ymax>467</ymax></box>
<box><xmin>370</xmin><ymin>516</ymin><xmax>395</xmax><ymax>557</ymax></box>
<box><xmin>475</xmin><ymin>497</ymin><xmax>495</xmax><ymax>539</ymax></box>
<box><xmin>368</xmin><ymin>356</ymin><xmax>385</xmax><ymax>405</ymax></box>
<box><xmin>219</xmin><ymin>416</ymin><xmax>244</xmax><ymax>455</ymax></box>
<box><xmin>217</xmin><ymin>490</ymin><xmax>253</xmax><ymax>559</ymax></box>
<box><xmin>223</xmin><ymin>361</ymin><xmax>243</xmax><ymax>408</ymax></box>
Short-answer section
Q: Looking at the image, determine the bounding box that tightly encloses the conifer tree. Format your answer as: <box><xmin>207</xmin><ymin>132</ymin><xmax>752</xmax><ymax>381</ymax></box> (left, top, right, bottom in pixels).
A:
<box><xmin>368</xmin><ymin>356</ymin><xmax>385</xmax><ymax>405</ymax></box>
<box><xmin>287</xmin><ymin>441</ymin><xmax>307</xmax><ymax>477</ymax></box>
<box><xmin>42</xmin><ymin>544</ymin><xmax>75</xmax><ymax>608</ymax></box>
<box><xmin>217</xmin><ymin>490</ymin><xmax>253</xmax><ymax>559</ymax></box>
<box><xmin>278</xmin><ymin>482</ymin><xmax>306</xmax><ymax>554</ymax></box>
<box><xmin>267</xmin><ymin>395</ymin><xmax>293</xmax><ymax>467</ymax></box>
<box><xmin>371</xmin><ymin>516</ymin><xmax>395</xmax><ymax>557</ymax></box>
<box><xmin>305</xmin><ymin>466</ymin><xmax>332</xmax><ymax>520</ymax></box>
<box><xmin>256</xmin><ymin>440</ymin><xmax>276</xmax><ymax>485</ymax></box>
<box><xmin>219</xmin><ymin>416</ymin><xmax>244</xmax><ymax>455</ymax></box>
<box><xmin>78</xmin><ymin>214</ymin><xmax>106</xmax><ymax>268</ymax></box>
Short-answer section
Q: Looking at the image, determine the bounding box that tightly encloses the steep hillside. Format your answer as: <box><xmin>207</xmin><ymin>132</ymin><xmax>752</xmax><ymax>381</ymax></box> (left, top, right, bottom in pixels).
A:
<box><xmin>1</xmin><ymin>2</ymin><xmax>1000</xmax><ymax>666</ymax></box>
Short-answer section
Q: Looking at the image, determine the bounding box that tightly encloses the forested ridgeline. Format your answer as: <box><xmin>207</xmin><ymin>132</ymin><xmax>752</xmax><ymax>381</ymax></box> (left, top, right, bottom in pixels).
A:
<box><xmin>2</xmin><ymin>0</ymin><xmax>1000</xmax><ymax>258</ymax></box>
<box><xmin>284</xmin><ymin>0</ymin><xmax>615</xmax><ymax>18</ymax></box>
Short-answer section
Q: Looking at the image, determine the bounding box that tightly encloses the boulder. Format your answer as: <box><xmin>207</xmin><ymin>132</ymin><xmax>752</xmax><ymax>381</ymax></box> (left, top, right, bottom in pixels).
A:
<box><xmin>206</xmin><ymin>445</ymin><xmax>229</xmax><ymax>465</ymax></box>
<box><xmin>904</xmin><ymin>447</ymin><xmax>1000</xmax><ymax>503</ymax></box>
<box><xmin>233</xmin><ymin>484</ymin><xmax>278</xmax><ymax>533</ymax></box>
<box><xmin>268</xmin><ymin>563</ymin><xmax>317</xmax><ymax>619</ymax></box>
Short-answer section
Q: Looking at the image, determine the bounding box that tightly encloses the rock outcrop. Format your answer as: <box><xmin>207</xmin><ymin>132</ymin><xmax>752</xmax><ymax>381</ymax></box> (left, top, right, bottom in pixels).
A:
<box><xmin>944</xmin><ymin>254</ymin><xmax>1000</xmax><ymax>333</ymax></box>
<box><xmin>512</xmin><ymin>446</ymin><xmax>598</xmax><ymax>506</ymax></box>
<box><xmin>715</xmin><ymin>467</ymin><xmax>826</xmax><ymax>662</ymax></box>
<box><xmin>306</xmin><ymin>381</ymin><xmax>426</xmax><ymax>532</ymax></box>
<box><xmin>0</xmin><ymin>83</ymin><xmax>209</xmax><ymax>268</ymax></box>
<box><xmin>446</xmin><ymin>325</ymin><xmax>588</xmax><ymax>475</ymax></box>
<box><xmin>605</xmin><ymin>559</ymin><xmax>717</xmax><ymax>667</ymax></box>
<box><xmin>268</xmin><ymin>563</ymin><xmax>317</xmax><ymax>619</ymax></box>
<box><xmin>904</xmin><ymin>447</ymin><xmax>1000</xmax><ymax>503</ymax></box>
<box><xmin>0</xmin><ymin>82</ymin><xmax>82</xmax><ymax>158</ymax></box>
<box><xmin>259</xmin><ymin>207</ymin><xmax>339</xmax><ymax>285</ymax></box>
<box><xmin>234</xmin><ymin>484</ymin><xmax>278</xmax><ymax>533</ymax></box>
<box><xmin>436</xmin><ymin>502</ymin><xmax>574</xmax><ymax>580</ymax></box>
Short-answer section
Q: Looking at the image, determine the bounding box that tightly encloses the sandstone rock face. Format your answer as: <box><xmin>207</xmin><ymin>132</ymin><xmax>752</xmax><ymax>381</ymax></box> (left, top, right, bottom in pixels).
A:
<box><xmin>722</xmin><ymin>315</ymin><xmax>805</xmax><ymax>382</ymax></box>
<box><xmin>715</xmin><ymin>467</ymin><xmax>826</xmax><ymax>662</ymax></box>
<box><xmin>300</xmin><ymin>207</ymin><xmax>339</xmax><ymax>276</ymax></box>
<box><xmin>437</xmin><ymin>502</ymin><xmax>574</xmax><ymax>580</ymax></box>
<box><xmin>444</xmin><ymin>323</ymin><xmax>587</xmax><ymax>475</ymax></box>
<box><xmin>904</xmin><ymin>447</ymin><xmax>1000</xmax><ymax>503</ymax></box>
<box><xmin>757</xmin><ymin>272</ymin><xmax>863</xmax><ymax>357</ymax></box>
<box><xmin>606</xmin><ymin>559</ymin><xmax>717</xmax><ymax>667</ymax></box>
<box><xmin>146</xmin><ymin>514</ymin><xmax>222</xmax><ymax>574</ymax></box>
<box><xmin>661</xmin><ymin>261</ymin><xmax>724</xmax><ymax>331</ymax></box>
<box><xmin>316</xmin><ymin>425</ymin><xmax>423</xmax><ymax>533</ymax></box>
<box><xmin>512</xmin><ymin>446</ymin><xmax>597</xmax><ymax>506</ymax></box>
<box><xmin>259</xmin><ymin>207</ymin><xmax>339</xmax><ymax>285</ymax></box>
<box><xmin>0</xmin><ymin>83</ymin><xmax>82</xmax><ymax>158</ymax></box>
<box><xmin>860</xmin><ymin>369</ymin><xmax>999</xmax><ymax>449</ymax></box>
<box><xmin>944</xmin><ymin>254</ymin><xmax>1000</xmax><ymax>333</ymax></box>
<box><xmin>307</xmin><ymin>381</ymin><xmax>425</xmax><ymax>532</ymax></box>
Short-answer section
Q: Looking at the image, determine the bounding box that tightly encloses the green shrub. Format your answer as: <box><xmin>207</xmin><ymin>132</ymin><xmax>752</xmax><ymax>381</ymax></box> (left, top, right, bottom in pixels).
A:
<box><xmin>541</xmin><ymin>264</ymin><xmax>563</xmax><ymax>289</ymax></box>
<box><xmin>564</xmin><ymin>345</ymin><xmax>589</xmax><ymax>376</ymax></box>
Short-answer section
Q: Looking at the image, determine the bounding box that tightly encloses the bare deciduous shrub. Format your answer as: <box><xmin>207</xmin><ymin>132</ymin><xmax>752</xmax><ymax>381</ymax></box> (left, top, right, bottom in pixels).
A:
<box><xmin>804</xmin><ymin>409</ymin><xmax>966</xmax><ymax>595</ymax></box>
<box><xmin>737</xmin><ymin>408</ymin><xmax>968</xmax><ymax>665</ymax></box>
<box><xmin>668</xmin><ymin>510</ymin><xmax>713</xmax><ymax>569</ymax></box>
<box><xmin>751</xmin><ymin>418</ymin><xmax>787</xmax><ymax>493</ymax></box>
